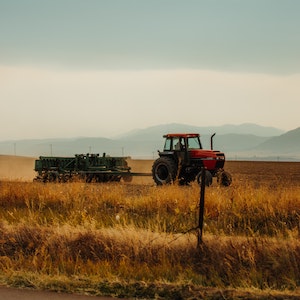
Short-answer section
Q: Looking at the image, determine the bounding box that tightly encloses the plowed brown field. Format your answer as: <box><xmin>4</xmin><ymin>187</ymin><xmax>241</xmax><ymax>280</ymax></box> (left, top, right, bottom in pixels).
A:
<box><xmin>226</xmin><ymin>160</ymin><xmax>300</xmax><ymax>186</ymax></box>
<box><xmin>129</xmin><ymin>158</ymin><xmax>300</xmax><ymax>186</ymax></box>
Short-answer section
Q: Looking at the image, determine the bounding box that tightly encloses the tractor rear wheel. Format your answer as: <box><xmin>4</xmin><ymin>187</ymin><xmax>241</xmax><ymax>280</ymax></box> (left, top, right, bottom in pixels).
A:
<box><xmin>152</xmin><ymin>157</ymin><xmax>177</xmax><ymax>185</ymax></box>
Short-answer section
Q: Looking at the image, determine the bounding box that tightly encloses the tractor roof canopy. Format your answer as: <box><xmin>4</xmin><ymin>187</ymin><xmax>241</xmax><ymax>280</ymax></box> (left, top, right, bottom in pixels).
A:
<box><xmin>163</xmin><ymin>133</ymin><xmax>200</xmax><ymax>138</ymax></box>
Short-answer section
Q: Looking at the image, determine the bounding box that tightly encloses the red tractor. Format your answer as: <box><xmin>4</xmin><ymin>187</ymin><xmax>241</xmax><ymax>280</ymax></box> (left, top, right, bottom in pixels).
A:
<box><xmin>152</xmin><ymin>133</ymin><xmax>232</xmax><ymax>186</ymax></box>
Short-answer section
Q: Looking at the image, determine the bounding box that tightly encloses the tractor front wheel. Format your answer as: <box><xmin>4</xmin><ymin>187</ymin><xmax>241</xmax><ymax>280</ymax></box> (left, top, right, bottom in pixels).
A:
<box><xmin>218</xmin><ymin>171</ymin><xmax>232</xmax><ymax>186</ymax></box>
<box><xmin>152</xmin><ymin>157</ymin><xmax>177</xmax><ymax>185</ymax></box>
<box><xmin>196</xmin><ymin>170</ymin><xmax>213</xmax><ymax>186</ymax></box>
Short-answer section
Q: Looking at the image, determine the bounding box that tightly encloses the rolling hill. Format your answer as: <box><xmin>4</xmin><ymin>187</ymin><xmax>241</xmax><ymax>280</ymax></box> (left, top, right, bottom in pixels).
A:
<box><xmin>254</xmin><ymin>127</ymin><xmax>300</xmax><ymax>154</ymax></box>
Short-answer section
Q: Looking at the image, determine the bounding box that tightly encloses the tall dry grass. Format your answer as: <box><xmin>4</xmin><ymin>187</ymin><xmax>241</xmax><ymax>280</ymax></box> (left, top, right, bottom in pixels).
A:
<box><xmin>0</xmin><ymin>179</ymin><xmax>300</xmax><ymax>298</ymax></box>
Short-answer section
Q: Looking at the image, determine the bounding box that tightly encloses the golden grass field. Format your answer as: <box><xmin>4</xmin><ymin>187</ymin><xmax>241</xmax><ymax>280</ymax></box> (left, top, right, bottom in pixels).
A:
<box><xmin>0</xmin><ymin>155</ymin><xmax>300</xmax><ymax>299</ymax></box>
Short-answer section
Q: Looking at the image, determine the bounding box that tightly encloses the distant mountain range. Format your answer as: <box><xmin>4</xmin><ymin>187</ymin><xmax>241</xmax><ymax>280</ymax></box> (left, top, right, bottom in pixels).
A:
<box><xmin>0</xmin><ymin>123</ymin><xmax>299</xmax><ymax>161</ymax></box>
<box><xmin>116</xmin><ymin>123</ymin><xmax>284</xmax><ymax>139</ymax></box>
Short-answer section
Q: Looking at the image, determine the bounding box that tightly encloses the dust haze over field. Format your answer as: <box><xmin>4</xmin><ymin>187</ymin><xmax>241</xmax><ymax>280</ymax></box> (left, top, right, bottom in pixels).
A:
<box><xmin>0</xmin><ymin>155</ymin><xmax>35</xmax><ymax>181</ymax></box>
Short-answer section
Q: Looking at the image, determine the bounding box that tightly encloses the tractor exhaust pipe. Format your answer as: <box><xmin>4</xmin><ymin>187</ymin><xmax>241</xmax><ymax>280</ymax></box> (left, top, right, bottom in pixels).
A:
<box><xmin>210</xmin><ymin>133</ymin><xmax>216</xmax><ymax>150</ymax></box>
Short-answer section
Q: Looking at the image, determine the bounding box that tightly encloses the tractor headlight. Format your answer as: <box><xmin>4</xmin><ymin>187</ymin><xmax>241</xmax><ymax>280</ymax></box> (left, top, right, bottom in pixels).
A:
<box><xmin>216</xmin><ymin>156</ymin><xmax>225</xmax><ymax>160</ymax></box>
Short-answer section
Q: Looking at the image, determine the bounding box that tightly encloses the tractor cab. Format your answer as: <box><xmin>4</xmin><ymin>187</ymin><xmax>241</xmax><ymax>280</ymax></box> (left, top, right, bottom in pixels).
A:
<box><xmin>163</xmin><ymin>133</ymin><xmax>202</xmax><ymax>152</ymax></box>
<box><xmin>152</xmin><ymin>133</ymin><xmax>232</xmax><ymax>186</ymax></box>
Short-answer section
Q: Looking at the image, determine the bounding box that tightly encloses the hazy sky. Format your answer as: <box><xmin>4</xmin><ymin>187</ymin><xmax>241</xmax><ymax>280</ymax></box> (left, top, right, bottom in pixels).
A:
<box><xmin>1</xmin><ymin>0</ymin><xmax>300</xmax><ymax>140</ymax></box>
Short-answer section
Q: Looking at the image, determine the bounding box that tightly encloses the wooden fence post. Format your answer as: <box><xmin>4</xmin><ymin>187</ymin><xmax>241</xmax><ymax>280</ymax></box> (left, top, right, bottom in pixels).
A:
<box><xmin>197</xmin><ymin>168</ymin><xmax>206</xmax><ymax>247</ymax></box>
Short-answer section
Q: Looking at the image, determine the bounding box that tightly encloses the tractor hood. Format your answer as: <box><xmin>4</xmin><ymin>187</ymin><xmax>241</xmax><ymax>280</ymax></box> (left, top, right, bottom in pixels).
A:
<box><xmin>189</xmin><ymin>149</ymin><xmax>225</xmax><ymax>170</ymax></box>
<box><xmin>189</xmin><ymin>149</ymin><xmax>225</xmax><ymax>160</ymax></box>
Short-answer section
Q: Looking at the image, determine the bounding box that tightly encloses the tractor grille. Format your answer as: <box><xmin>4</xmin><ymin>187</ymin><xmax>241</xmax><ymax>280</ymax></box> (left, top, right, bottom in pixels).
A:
<box><xmin>215</xmin><ymin>160</ymin><xmax>225</xmax><ymax>169</ymax></box>
<box><xmin>215</xmin><ymin>153</ymin><xmax>225</xmax><ymax>169</ymax></box>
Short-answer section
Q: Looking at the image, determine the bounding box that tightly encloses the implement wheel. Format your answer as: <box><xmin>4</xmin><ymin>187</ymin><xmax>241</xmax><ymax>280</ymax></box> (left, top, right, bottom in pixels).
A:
<box><xmin>122</xmin><ymin>173</ymin><xmax>133</xmax><ymax>182</ymax></box>
<box><xmin>152</xmin><ymin>157</ymin><xmax>177</xmax><ymax>185</ymax></box>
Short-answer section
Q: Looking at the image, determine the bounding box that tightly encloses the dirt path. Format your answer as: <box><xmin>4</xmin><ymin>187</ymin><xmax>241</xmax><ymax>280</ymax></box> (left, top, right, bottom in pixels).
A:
<box><xmin>0</xmin><ymin>286</ymin><xmax>126</xmax><ymax>300</ymax></box>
